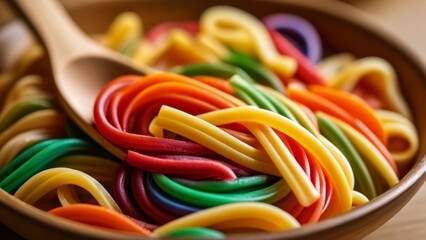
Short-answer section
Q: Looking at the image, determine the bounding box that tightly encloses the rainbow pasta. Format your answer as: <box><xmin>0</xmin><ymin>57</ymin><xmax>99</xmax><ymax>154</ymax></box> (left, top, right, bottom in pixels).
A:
<box><xmin>0</xmin><ymin>4</ymin><xmax>420</xmax><ymax>238</ymax></box>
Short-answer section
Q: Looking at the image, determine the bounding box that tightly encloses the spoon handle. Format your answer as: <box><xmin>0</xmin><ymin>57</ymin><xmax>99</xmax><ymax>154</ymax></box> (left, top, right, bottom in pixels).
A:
<box><xmin>10</xmin><ymin>0</ymin><xmax>98</xmax><ymax>70</ymax></box>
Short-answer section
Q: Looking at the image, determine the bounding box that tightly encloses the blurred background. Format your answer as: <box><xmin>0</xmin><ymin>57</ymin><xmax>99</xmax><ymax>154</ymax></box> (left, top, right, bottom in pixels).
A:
<box><xmin>0</xmin><ymin>0</ymin><xmax>425</xmax><ymax>239</ymax></box>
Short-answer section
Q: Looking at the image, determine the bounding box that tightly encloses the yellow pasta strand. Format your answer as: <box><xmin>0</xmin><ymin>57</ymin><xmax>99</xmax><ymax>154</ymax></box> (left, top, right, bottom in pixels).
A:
<box><xmin>105</xmin><ymin>12</ymin><xmax>142</xmax><ymax>54</ymax></box>
<box><xmin>245</xmin><ymin>123</ymin><xmax>319</xmax><ymax>207</ymax></box>
<box><xmin>157</xmin><ymin>106</ymin><xmax>352</xmax><ymax>212</ymax></box>
<box><xmin>0</xmin><ymin>129</ymin><xmax>63</xmax><ymax>170</ymax></box>
<box><xmin>57</xmin><ymin>185</ymin><xmax>81</xmax><ymax>206</ymax></box>
<box><xmin>376</xmin><ymin>110</ymin><xmax>419</xmax><ymax>165</ymax></box>
<box><xmin>0</xmin><ymin>109</ymin><xmax>66</xmax><ymax>147</ymax></box>
<box><xmin>134</xmin><ymin>30</ymin><xmax>219</xmax><ymax>69</ymax></box>
<box><xmin>155</xmin><ymin>109</ymin><xmax>279</xmax><ymax>176</ymax></box>
<box><xmin>152</xmin><ymin>202</ymin><xmax>300</xmax><ymax>237</ymax></box>
<box><xmin>323</xmin><ymin>113</ymin><xmax>399</xmax><ymax>187</ymax></box>
<box><xmin>197</xmin><ymin>32</ymin><xmax>230</xmax><ymax>59</ymax></box>
<box><xmin>329</xmin><ymin>57</ymin><xmax>411</xmax><ymax>118</ymax></box>
<box><xmin>200</xmin><ymin>6</ymin><xmax>296</xmax><ymax>77</ymax></box>
<box><xmin>351</xmin><ymin>190</ymin><xmax>369</xmax><ymax>207</ymax></box>
<box><xmin>132</xmin><ymin>39</ymin><xmax>167</xmax><ymax>66</ymax></box>
<box><xmin>2</xmin><ymin>75</ymin><xmax>52</xmax><ymax>107</ymax></box>
<box><xmin>148</xmin><ymin>116</ymin><xmax>165</xmax><ymax>138</ymax></box>
<box><xmin>0</xmin><ymin>45</ymin><xmax>43</xmax><ymax>106</ymax></box>
<box><xmin>166</xmin><ymin>29</ymin><xmax>219</xmax><ymax>63</ymax></box>
<box><xmin>14</xmin><ymin>168</ymin><xmax>121</xmax><ymax>212</ymax></box>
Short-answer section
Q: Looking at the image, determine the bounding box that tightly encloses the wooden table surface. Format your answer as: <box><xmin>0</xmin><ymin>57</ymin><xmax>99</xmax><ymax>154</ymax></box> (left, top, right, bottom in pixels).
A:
<box><xmin>0</xmin><ymin>0</ymin><xmax>425</xmax><ymax>239</ymax></box>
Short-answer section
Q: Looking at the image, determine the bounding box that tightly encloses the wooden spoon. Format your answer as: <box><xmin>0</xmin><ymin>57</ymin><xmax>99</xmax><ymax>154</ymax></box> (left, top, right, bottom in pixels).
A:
<box><xmin>11</xmin><ymin>0</ymin><xmax>155</xmax><ymax>159</ymax></box>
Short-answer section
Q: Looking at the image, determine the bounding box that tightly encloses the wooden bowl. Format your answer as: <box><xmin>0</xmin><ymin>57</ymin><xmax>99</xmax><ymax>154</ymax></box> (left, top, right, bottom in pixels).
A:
<box><xmin>1</xmin><ymin>0</ymin><xmax>425</xmax><ymax>239</ymax></box>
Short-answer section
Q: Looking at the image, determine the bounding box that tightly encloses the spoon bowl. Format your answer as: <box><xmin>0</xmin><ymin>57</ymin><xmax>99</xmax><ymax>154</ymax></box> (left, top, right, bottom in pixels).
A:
<box><xmin>57</xmin><ymin>56</ymin><xmax>140</xmax><ymax>159</ymax></box>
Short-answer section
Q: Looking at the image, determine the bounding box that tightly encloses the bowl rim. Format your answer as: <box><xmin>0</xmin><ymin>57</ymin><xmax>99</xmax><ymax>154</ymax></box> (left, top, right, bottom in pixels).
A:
<box><xmin>1</xmin><ymin>0</ymin><xmax>426</xmax><ymax>239</ymax></box>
